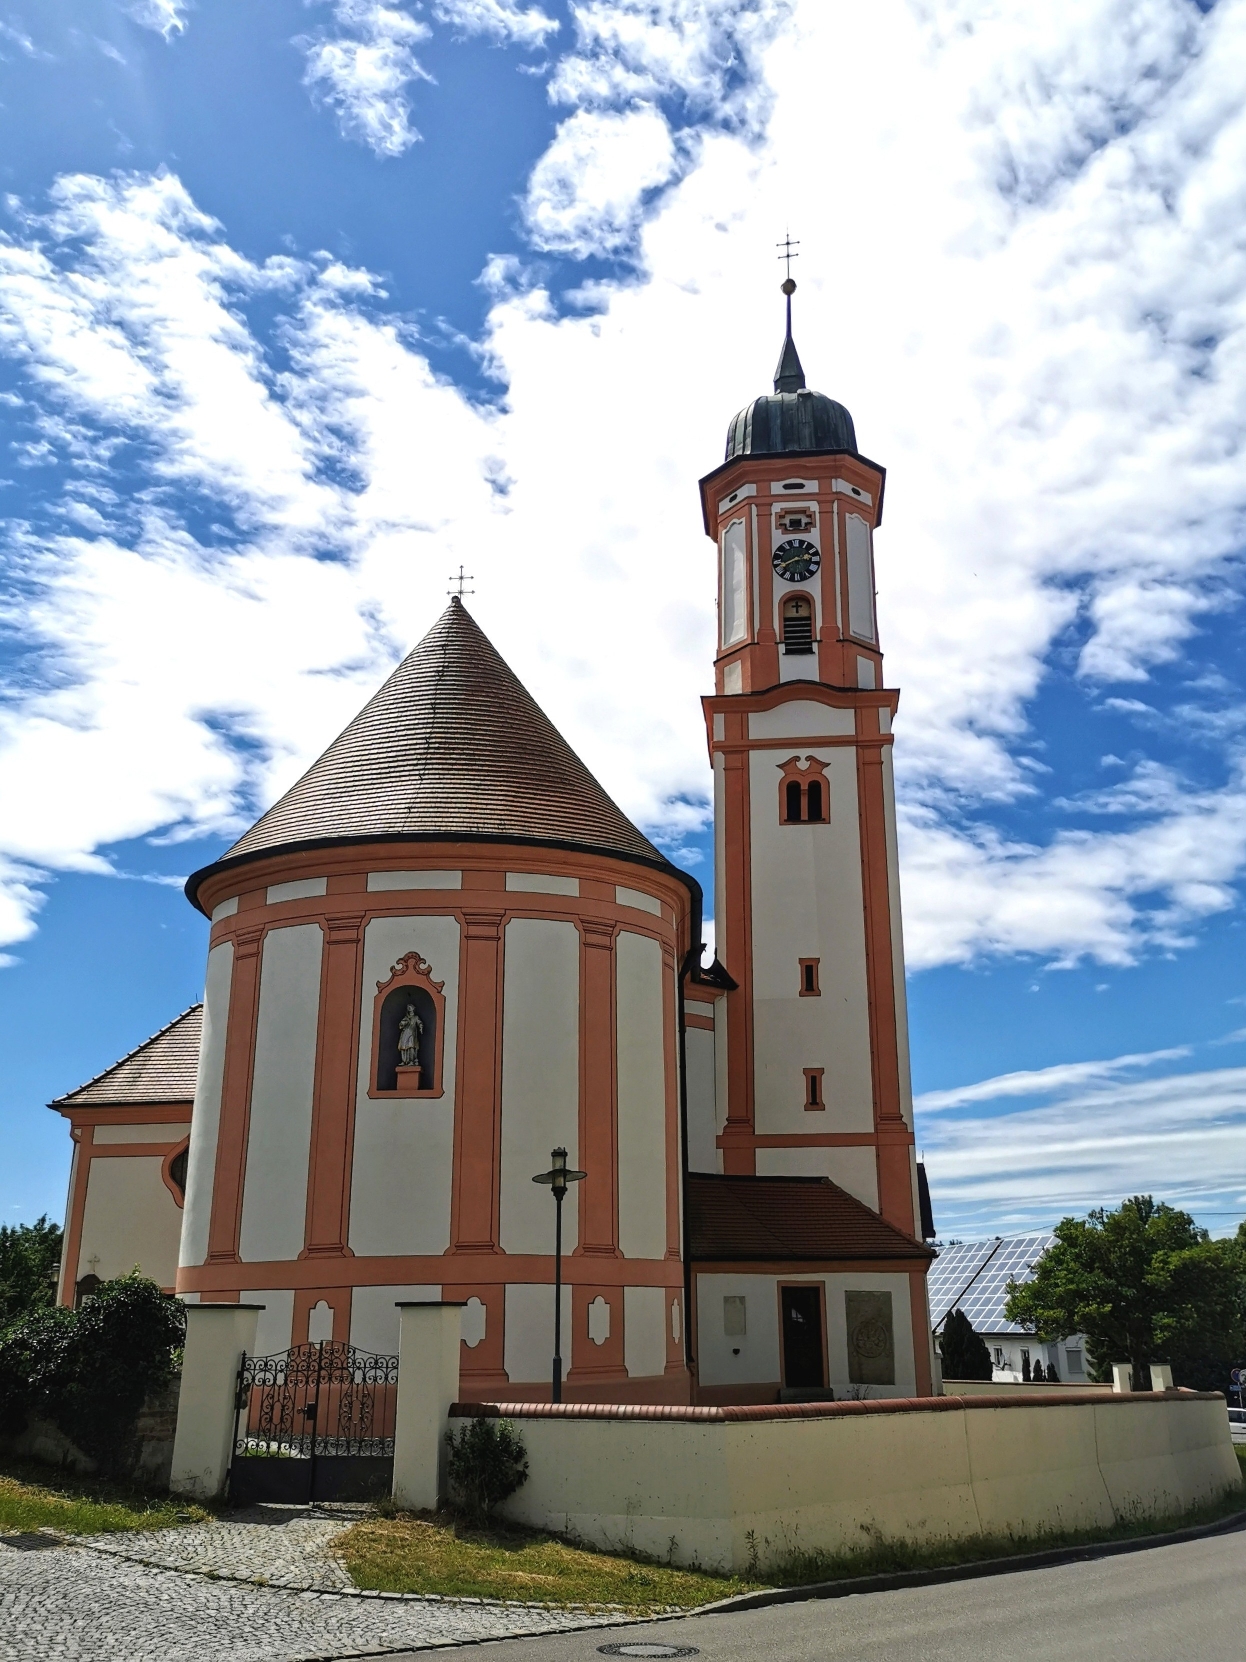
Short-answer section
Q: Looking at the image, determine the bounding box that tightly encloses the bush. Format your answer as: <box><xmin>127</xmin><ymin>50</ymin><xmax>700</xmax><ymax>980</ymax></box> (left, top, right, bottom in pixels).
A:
<box><xmin>445</xmin><ymin>1417</ymin><xmax>528</xmax><ymax>1526</ymax></box>
<box><xmin>0</xmin><ymin>1218</ymin><xmax>63</xmax><ymax>1330</ymax></box>
<box><xmin>0</xmin><ymin>1274</ymin><xmax>184</xmax><ymax>1472</ymax></box>
<box><xmin>939</xmin><ymin>1308</ymin><xmax>993</xmax><ymax>1380</ymax></box>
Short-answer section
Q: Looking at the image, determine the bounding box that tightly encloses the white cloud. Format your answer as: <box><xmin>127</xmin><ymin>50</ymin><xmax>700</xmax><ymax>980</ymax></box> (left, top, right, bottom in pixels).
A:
<box><xmin>523</xmin><ymin>107</ymin><xmax>679</xmax><ymax>256</ymax></box>
<box><xmin>300</xmin><ymin>1</ymin><xmax>432</xmax><ymax>157</ymax></box>
<box><xmin>915</xmin><ymin>1046</ymin><xmax>1191</xmax><ymax>1114</ymax></box>
<box><xmin>123</xmin><ymin>0</ymin><xmax>189</xmax><ymax>39</ymax></box>
<box><xmin>920</xmin><ymin>1061</ymin><xmax>1246</xmax><ymax>1236</ymax></box>
<box><xmin>5</xmin><ymin>0</ymin><xmax>1246</xmax><ymax>980</ymax></box>
<box><xmin>433</xmin><ymin>0</ymin><xmax>557</xmax><ymax>48</ymax></box>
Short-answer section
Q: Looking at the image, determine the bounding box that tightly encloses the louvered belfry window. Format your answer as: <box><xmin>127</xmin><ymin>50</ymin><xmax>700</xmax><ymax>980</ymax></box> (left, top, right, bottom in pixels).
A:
<box><xmin>782</xmin><ymin>596</ymin><xmax>814</xmax><ymax>654</ymax></box>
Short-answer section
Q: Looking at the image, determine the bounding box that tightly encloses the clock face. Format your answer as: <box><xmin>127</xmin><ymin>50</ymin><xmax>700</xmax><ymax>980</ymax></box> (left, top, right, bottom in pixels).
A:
<box><xmin>772</xmin><ymin>537</ymin><xmax>821</xmax><ymax>582</ymax></box>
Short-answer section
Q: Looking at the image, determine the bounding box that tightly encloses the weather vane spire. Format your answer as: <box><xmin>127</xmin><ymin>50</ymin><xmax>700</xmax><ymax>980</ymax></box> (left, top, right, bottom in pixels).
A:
<box><xmin>777</xmin><ymin>232</ymin><xmax>799</xmax><ymax>336</ymax></box>
<box><xmin>447</xmin><ymin>565</ymin><xmax>475</xmax><ymax>600</ymax></box>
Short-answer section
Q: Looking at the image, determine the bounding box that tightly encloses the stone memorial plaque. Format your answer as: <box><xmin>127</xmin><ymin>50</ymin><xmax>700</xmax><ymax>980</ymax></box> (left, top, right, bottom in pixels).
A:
<box><xmin>846</xmin><ymin>1289</ymin><xmax>895</xmax><ymax>1385</ymax></box>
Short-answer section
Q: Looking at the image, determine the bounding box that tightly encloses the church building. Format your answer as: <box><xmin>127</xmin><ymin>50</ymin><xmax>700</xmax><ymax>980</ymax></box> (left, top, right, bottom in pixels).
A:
<box><xmin>51</xmin><ymin>299</ymin><xmax>936</xmax><ymax>1405</ymax></box>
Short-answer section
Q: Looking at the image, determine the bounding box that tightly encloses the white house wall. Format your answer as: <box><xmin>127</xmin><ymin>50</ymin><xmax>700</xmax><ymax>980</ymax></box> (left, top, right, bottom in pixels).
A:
<box><xmin>697</xmin><ymin>1270</ymin><xmax>916</xmax><ymax>1397</ymax></box>
<box><xmin>349</xmin><ymin>914</ymin><xmax>460</xmax><ymax>1257</ymax></box>
<box><xmin>684</xmin><ymin>1025</ymin><xmax>718</xmax><ymax>1174</ymax></box>
<box><xmin>505</xmin><ymin>1283</ymin><xmax>573</xmax><ymax>1384</ymax></box>
<box><xmin>350</xmin><ymin>1284</ymin><xmax>441</xmax><ymax>1354</ymax></box>
<box><xmin>79</xmin><ymin>1156</ymin><xmax>181</xmax><ymax>1286</ymax></box>
<box><xmin>180</xmin><ymin>939</ymin><xmax>233</xmax><ymax>1268</ymax></box>
<box><xmin>239</xmin><ymin>923</ymin><xmax>324</xmax><ymax>1263</ymax></box>
<box><xmin>499</xmin><ymin>918</ymin><xmax>580</xmax><ymax>1255</ymax></box>
<box><xmin>624</xmin><ymin>1285</ymin><xmax>668</xmax><ymax>1378</ymax></box>
<box><xmin>615</xmin><ymin>930</ymin><xmax>668</xmax><ymax>1260</ymax></box>
<box><xmin>755</xmin><ymin>1144</ymin><xmax>880</xmax><ymax>1210</ymax></box>
<box><xmin>748</xmin><ymin>747</ymin><xmax>873</xmax><ymax>1134</ymax></box>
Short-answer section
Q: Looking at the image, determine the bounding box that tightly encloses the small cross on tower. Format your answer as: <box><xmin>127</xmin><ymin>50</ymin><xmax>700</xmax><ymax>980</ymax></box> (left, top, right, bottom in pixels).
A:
<box><xmin>447</xmin><ymin>565</ymin><xmax>475</xmax><ymax>600</ymax></box>
<box><xmin>777</xmin><ymin>232</ymin><xmax>800</xmax><ymax>292</ymax></box>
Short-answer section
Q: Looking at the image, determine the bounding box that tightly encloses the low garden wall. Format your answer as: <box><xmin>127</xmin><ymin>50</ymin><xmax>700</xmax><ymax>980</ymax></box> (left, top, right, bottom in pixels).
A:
<box><xmin>451</xmin><ymin>1392</ymin><xmax>1241</xmax><ymax>1574</ymax></box>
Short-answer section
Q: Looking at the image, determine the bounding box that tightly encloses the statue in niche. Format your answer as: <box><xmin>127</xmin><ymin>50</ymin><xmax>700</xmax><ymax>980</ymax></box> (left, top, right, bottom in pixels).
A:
<box><xmin>397</xmin><ymin>1001</ymin><xmax>424</xmax><ymax>1070</ymax></box>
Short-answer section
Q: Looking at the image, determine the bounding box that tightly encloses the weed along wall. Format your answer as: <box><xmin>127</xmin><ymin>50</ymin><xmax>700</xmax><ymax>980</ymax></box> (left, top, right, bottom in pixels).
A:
<box><xmin>449</xmin><ymin>1393</ymin><xmax>1242</xmax><ymax>1575</ymax></box>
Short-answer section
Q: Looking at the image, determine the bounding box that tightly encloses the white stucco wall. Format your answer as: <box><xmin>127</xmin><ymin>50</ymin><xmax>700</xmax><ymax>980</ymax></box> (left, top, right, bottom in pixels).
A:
<box><xmin>473</xmin><ymin>1395</ymin><xmax>1241</xmax><ymax>1574</ymax></box>
<box><xmin>504</xmin><ymin>1283</ymin><xmax>573</xmax><ymax>1384</ymax></box>
<box><xmin>615</xmin><ymin>930</ymin><xmax>668</xmax><ymax>1260</ymax></box>
<box><xmin>239</xmin><ymin>923</ymin><xmax>324</xmax><ymax>1262</ymax></box>
<box><xmin>499</xmin><ymin>918</ymin><xmax>580</xmax><ymax>1255</ymax></box>
<box><xmin>696</xmin><ymin>1270</ymin><xmax>915</xmax><ymax>1395</ymax></box>
<box><xmin>684</xmin><ymin>1026</ymin><xmax>718</xmax><ymax>1173</ymax></box>
<box><xmin>92</xmin><ymin>1123</ymin><xmax>187</xmax><ymax>1144</ymax></box>
<box><xmin>755</xmin><ymin>1144</ymin><xmax>879</xmax><ymax>1210</ymax></box>
<box><xmin>350</xmin><ymin>1284</ymin><xmax>441</xmax><ymax>1354</ymax></box>
<box><xmin>623</xmin><ymin>1285</ymin><xmax>667</xmax><ymax>1378</ymax></box>
<box><xmin>748</xmin><ymin>745</ymin><xmax>873</xmax><ymax>1136</ymax></box>
<box><xmin>349</xmin><ymin>914</ymin><xmax>460</xmax><ymax>1257</ymax></box>
<box><xmin>180</xmin><ymin>940</ymin><xmax>234</xmax><ymax>1267</ymax></box>
<box><xmin>78</xmin><ymin>1156</ymin><xmax>182</xmax><ymax>1286</ymax></box>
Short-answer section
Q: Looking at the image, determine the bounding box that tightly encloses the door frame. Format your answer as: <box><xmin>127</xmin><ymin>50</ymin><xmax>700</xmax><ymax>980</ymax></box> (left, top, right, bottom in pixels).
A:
<box><xmin>776</xmin><ymin>1279</ymin><xmax>829</xmax><ymax>1390</ymax></box>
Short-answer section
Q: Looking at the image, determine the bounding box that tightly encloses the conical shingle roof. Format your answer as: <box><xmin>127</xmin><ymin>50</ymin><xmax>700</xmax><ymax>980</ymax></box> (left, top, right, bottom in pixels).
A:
<box><xmin>187</xmin><ymin>601</ymin><xmax>674</xmax><ymax>910</ymax></box>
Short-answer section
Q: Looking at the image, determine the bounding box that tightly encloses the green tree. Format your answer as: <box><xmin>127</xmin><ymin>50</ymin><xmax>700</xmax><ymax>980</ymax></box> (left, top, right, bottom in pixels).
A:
<box><xmin>1005</xmin><ymin>1196</ymin><xmax>1245</xmax><ymax>1391</ymax></box>
<box><xmin>0</xmin><ymin>1217</ymin><xmax>62</xmax><ymax>1329</ymax></box>
<box><xmin>938</xmin><ymin>1308</ymin><xmax>993</xmax><ymax>1380</ymax></box>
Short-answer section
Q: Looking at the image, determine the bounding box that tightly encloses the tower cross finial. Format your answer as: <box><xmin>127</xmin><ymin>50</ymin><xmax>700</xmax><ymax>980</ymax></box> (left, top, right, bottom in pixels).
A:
<box><xmin>447</xmin><ymin>565</ymin><xmax>475</xmax><ymax>600</ymax></box>
<box><xmin>777</xmin><ymin>232</ymin><xmax>800</xmax><ymax>283</ymax></box>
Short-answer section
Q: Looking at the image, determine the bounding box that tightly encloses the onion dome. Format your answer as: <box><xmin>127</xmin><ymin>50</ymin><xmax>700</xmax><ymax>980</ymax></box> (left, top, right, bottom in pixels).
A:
<box><xmin>725</xmin><ymin>280</ymin><xmax>858</xmax><ymax>460</ymax></box>
<box><xmin>186</xmin><ymin>599</ymin><xmax>680</xmax><ymax>911</ymax></box>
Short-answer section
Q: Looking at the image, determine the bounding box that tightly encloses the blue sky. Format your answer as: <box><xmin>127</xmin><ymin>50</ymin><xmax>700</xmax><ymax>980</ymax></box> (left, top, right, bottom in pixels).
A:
<box><xmin>3</xmin><ymin>0</ymin><xmax>1246</xmax><ymax>1243</ymax></box>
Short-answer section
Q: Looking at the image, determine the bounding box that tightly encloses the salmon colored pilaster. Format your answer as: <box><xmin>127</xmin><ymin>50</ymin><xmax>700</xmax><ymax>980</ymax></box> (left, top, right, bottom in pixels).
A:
<box><xmin>855</xmin><ymin>722</ymin><xmax>915</xmax><ymax>1236</ymax></box>
<box><xmin>576</xmin><ymin>917</ymin><xmax>619</xmax><ymax>1256</ymax></box>
<box><xmin>661</xmin><ymin>942</ymin><xmax>682</xmax><ymax>1258</ymax></box>
<box><xmin>450</xmin><ymin>909</ymin><xmax>505</xmax><ymax>1253</ymax></box>
<box><xmin>59</xmin><ymin>1125</ymin><xmax>91</xmax><ymax>1301</ymax></box>
<box><xmin>445</xmin><ymin>1281</ymin><xmax>508</xmax><ymax>1394</ymax></box>
<box><xmin>720</xmin><ymin>710</ymin><xmax>755</xmax><ymax>1174</ymax></box>
<box><xmin>303</xmin><ymin>913</ymin><xmax>363</xmax><ymax>1259</ymax></box>
<box><xmin>206</xmin><ymin>922</ymin><xmax>265</xmax><ymax>1264</ymax></box>
<box><xmin>566</xmin><ymin>1284</ymin><xmax>624</xmax><ymax>1383</ymax></box>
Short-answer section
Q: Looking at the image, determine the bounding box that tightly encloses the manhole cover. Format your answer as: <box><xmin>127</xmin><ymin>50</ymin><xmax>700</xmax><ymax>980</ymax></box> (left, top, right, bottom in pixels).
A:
<box><xmin>597</xmin><ymin>1647</ymin><xmax>699</xmax><ymax>1658</ymax></box>
<box><xmin>0</xmin><ymin>1533</ymin><xmax>60</xmax><ymax>1551</ymax></box>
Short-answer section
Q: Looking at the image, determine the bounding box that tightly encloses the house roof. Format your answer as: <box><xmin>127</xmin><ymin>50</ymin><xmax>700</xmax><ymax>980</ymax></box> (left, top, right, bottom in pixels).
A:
<box><xmin>50</xmin><ymin>1005</ymin><xmax>202</xmax><ymax>1109</ymax></box>
<box><xmin>687</xmin><ymin>1173</ymin><xmax>932</xmax><ymax>1262</ymax></box>
<box><xmin>187</xmin><ymin>599</ymin><xmax>682</xmax><ymax>912</ymax></box>
<box><xmin>926</xmin><ymin>1233</ymin><xmax>1055</xmax><ymax>1335</ymax></box>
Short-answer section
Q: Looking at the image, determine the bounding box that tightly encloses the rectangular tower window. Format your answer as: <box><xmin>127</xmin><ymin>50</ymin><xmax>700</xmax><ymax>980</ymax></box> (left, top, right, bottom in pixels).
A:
<box><xmin>845</xmin><ymin>512</ymin><xmax>877</xmax><ymax>642</ymax></box>
<box><xmin>798</xmin><ymin>958</ymin><xmax>821</xmax><ymax>996</ymax></box>
<box><xmin>721</xmin><ymin>518</ymin><xmax>747</xmax><ymax>647</ymax></box>
<box><xmin>803</xmin><ymin>1067</ymin><xmax>825</xmax><ymax>1111</ymax></box>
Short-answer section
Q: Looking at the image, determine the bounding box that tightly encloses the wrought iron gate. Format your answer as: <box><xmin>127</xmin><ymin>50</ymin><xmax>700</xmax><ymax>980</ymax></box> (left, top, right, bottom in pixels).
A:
<box><xmin>228</xmin><ymin>1340</ymin><xmax>399</xmax><ymax>1505</ymax></box>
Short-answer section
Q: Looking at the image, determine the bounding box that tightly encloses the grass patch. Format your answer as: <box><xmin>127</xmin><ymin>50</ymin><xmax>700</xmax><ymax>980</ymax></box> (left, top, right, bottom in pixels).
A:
<box><xmin>338</xmin><ymin>1511</ymin><xmax>762</xmax><ymax>1609</ymax></box>
<box><xmin>0</xmin><ymin>1458</ymin><xmax>210</xmax><ymax>1536</ymax></box>
<box><xmin>753</xmin><ymin>1479</ymin><xmax>1246</xmax><ymax>1588</ymax></box>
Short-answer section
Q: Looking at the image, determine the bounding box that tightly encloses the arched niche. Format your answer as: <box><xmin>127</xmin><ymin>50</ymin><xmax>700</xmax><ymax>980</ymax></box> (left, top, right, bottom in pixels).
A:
<box><xmin>370</xmin><ymin>951</ymin><xmax>446</xmax><ymax>1099</ymax></box>
<box><xmin>162</xmin><ymin>1138</ymin><xmax>190</xmax><ymax>1208</ymax></box>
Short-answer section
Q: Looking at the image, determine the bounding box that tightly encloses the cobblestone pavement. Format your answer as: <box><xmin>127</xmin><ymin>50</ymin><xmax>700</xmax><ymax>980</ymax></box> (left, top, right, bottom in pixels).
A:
<box><xmin>0</xmin><ymin>1534</ymin><xmax>636</xmax><ymax>1662</ymax></box>
<box><xmin>70</xmin><ymin>1506</ymin><xmax>358</xmax><ymax>1590</ymax></box>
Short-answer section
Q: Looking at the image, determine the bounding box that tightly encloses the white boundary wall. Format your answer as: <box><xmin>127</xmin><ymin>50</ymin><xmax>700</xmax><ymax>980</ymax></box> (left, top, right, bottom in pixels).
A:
<box><xmin>452</xmin><ymin>1393</ymin><xmax>1241</xmax><ymax>1574</ymax></box>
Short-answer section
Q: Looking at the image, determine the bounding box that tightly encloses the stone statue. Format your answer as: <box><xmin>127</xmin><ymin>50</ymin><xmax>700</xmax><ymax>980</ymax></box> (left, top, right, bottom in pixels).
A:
<box><xmin>397</xmin><ymin>1001</ymin><xmax>423</xmax><ymax>1070</ymax></box>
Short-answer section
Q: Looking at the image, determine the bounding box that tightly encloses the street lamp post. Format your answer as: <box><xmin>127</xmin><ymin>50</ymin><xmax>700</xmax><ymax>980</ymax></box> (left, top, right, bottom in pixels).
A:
<box><xmin>532</xmin><ymin>1147</ymin><xmax>586</xmax><ymax>1403</ymax></box>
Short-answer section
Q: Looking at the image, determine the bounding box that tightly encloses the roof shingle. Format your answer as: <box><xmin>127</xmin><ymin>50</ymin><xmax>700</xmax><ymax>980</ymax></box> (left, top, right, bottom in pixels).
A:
<box><xmin>50</xmin><ymin>1006</ymin><xmax>202</xmax><ymax>1108</ymax></box>
<box><xmin>188</xmin><ymin>600</ymin><xmax>676</xmax><ymax>910</ymax></box>
<box><xmin>688</xmin><ymin>1173</ymin><xmax>932</xmax><ymax>1262</ymax></box>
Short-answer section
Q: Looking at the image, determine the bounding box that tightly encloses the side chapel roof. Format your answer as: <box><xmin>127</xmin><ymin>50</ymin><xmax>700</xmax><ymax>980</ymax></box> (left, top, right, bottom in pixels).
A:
<box><xmin>687</xmin><ymin>1173</ymin><xmax>932</xmax><ymax>1262</ymax></box>
<box><xmin>187</xmin><ymin>600</ymin><xmax>680</xmax><ymax>911</ymax></box>
<box><xmin>50</xmin><ymin>1005</ymin><xmax>203</xmax><ymax>1108</ymax></box>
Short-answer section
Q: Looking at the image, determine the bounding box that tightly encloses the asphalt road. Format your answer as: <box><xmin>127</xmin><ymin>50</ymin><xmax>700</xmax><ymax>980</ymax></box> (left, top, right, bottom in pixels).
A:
<box><xmin>406</xmin><ymin>1528</ymin><xmax>1246</xmax><ymax>1662</ymax></box>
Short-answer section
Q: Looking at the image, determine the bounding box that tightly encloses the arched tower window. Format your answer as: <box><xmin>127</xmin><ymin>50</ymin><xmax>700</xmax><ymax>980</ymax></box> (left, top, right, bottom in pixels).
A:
<box><xmin>778</xmin><ymin>756</ymin><xmax>830</xmax><ymax>826</ymax></box>
<box><xmin>781</xmin><ymin>594</ymin><xmax>815</xmax><ymax>655</ymax></box>
<box><xmin>162</xmin><ymin>1138</ymin><xmax>190</xmax><ymax>1208</ymax></box>
<box><xmin>370</xmin><ymin>952</ymin><xmax>447</xmax><ymax>1099</ymax></box>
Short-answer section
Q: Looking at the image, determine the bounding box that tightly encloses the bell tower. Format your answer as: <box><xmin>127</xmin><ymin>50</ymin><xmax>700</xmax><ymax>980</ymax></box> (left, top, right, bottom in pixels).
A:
<box><xmin>696</xmin><ymin>280</ymin><xmax>920</xmax><ymax>1240</ymax></box>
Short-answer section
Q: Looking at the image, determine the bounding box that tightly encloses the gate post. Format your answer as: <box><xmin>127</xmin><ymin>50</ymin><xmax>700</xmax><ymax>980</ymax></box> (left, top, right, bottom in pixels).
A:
<box><xmin>392</xmin><ymin>1302</ymin><xmax>464</xmax><ymax>1510</ymax></box>
<box><xmin>170</xmin><ymin>1303</ymin><xmax>265</xmax><ymax>1500</ymax></box>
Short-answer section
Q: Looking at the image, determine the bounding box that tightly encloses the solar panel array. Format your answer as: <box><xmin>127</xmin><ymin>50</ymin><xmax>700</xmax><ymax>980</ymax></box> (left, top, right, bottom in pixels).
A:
<box><xmin>928</xmin><ymin>1232</ymin><xmax>1055</xmax><ymax>1335</ymax></box>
